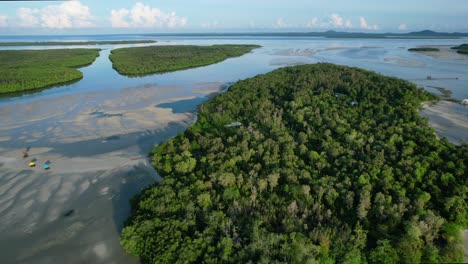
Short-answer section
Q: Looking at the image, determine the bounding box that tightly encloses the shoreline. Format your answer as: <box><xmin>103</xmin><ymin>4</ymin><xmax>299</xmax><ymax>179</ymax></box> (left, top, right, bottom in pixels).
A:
<box><xmin>419</xmin><ymin>100</ymin><xmax>468</xmax><ymax>146</ymax></box>
<box><xmin>410</xmin><ymin>45</ymin><xmax>468</xmax><ymax>60</ymax></box>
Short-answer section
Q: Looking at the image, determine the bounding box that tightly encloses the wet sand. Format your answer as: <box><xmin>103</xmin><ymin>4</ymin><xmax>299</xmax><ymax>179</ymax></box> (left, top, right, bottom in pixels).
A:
<box><xmin>419</xmin><ymin>100</ymin><xmax>468</xmax><ymax>145</ymax></box>
<box><xmin>0</xmin><ymin>82</ymin><xmax>217</xmax><ymax>263</ymax></box>
<box><xmin>1</xmin><ymin>37</ymin><xmax>467</xmax><ymax>263</ymax></box>
<box><xmin>383</xmin><ymin>57</ymin><xmax>426</xmax><ymax>67</ymax></box>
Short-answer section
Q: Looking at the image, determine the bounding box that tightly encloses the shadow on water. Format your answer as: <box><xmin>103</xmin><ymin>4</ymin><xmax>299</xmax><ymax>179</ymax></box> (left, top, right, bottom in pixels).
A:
<box><xmin>156</xmin><ymin>97</ymin><xmax>208</xmax><ymax>113</ymax></box>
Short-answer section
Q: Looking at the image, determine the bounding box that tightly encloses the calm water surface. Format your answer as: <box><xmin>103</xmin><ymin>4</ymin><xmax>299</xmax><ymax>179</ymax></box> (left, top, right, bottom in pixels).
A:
<box><xmin>0</xmin><ymin>35</ymin><xmax>467</xmax><ymax>264</ymax></box>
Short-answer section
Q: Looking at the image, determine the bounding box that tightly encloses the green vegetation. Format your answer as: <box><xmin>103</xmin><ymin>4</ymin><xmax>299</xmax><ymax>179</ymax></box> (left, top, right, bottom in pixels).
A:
<box><xmin>121</xmin><ymin>63</ymin><xmax>467</xmax><ymax>263</ymax></box>
<box><xmin>451</xmin><ymin>44</ymin><xmax>468</xmax><ymax>54</ymax></box>
<box><xmin>0</xmin><ymin>48</ymin><xmax>100</xmax><ymax>94</ymax></box>
<box><xmin>408</xmin><ymin>47</ymin><xmax>440</xmax><ymax>52</ymax></box>
<box><xmin>109</xmin><ymin>44</ymin><xmax>260</xmax><ymax>76</ymax></box>
<box><xmin>0</xmin><ymin>40</ymin><xmax>156</xmax><ymax>46</ymax></box>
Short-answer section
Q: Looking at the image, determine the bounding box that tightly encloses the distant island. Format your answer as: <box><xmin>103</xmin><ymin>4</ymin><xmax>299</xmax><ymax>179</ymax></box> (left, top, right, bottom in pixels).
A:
<box><xmin>109</xmin><ymin>44</ymin><xmax>260</xmax><ymax>76</ymax></box>
<box><xmin>121</xmin><ymin>64</ymin><xmax>466</xmax><ymax>263</ymax></box>
<box><xmin>407</xmin><ymin>44</ymin><xmax>468</xmax><ymax>60</ymax></box>
<box><xmin>451</xmin><ymin>44</ymin><xmax>468</xmax><ymax>54</ymax></box>
<box><xmin>0</xmin><ymin>49</ymin><xmax>100</xmax><ymax>94</ymax></box>
<box><xmin>145</xmin><ymin>30</ymin><xmax>468</xmax><ymax>39</ymax></box>
<box><xmin>408</xmin><ymin>47</ymin><xmax>440</xmax><ymax>52</ymax></box>
<box><xmin>0</xmin><ymin>40</ymin><xmax>156</xmax><ymax>47</ymax></box>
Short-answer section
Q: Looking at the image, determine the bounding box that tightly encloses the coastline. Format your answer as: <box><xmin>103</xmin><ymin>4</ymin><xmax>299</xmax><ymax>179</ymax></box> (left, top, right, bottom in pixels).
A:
<box><xmin>419</xmin><ymin>100</ymin><xmax>468</xmax><ymax>145</ymax></box>
<box><xmin>410</xmin><ymin>45</ymin><xmax>468</xmax><ymax>60</ymax></box>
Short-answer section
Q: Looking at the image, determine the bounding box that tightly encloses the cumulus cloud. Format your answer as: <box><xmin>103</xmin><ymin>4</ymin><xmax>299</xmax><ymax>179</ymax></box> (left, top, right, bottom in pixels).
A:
<box><xmin>359</xmin><ymin>17</ymin><xmax>378</xmax><ymax>30</ymax></box>
<box><xmin>0</xmin><ymin>15</ymin><xmax>8</xmax><ymax>27</ymax></box>
<box><xmin>306</xmin><ymin>17</ymin><xmax>319</xmax><ymax>28</ymax></box>
<box><xmin>328</xmin><ymin>14</ymin><xmax>353</xmax><ymax>29</ymax></box>
<box><xmin>330</xmin><ymin>14</ymin><xmax>344</xmax><ymax>27</ymax></box>
<box><xmin>398</xmin><ymin>24</ymin><xmax>408</xmax><ymax>30</ymax></box>
<box><xmin>110</xmin><ymin>3</ymin><xmax>187</xmax><ymax>28</ymax></box>
<box><xmin>273</xmin><ymin>17</ymin><xmax>292</xmax><ymax>29</ymax></box>
<box><xmin>17</xmin><ymin>8</ymin><xmax>39</xmax><ymax>27</ymax></box>
<box><xmin>306</xmin><ymin>15</ymin><xmax>353</xmax><ymax>29</ymax></box>
<box><xmin>17</xmin><ymin>1</ymin><xmax>94</xmax><ymax>29</ymax></box>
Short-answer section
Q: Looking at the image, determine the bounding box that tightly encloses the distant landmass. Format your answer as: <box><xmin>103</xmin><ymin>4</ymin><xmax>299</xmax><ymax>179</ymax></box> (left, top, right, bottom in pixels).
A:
<box><xmin>145</xmin><ymin>30</ymin><xmax>468</xmax><ymax>39</ymax></box>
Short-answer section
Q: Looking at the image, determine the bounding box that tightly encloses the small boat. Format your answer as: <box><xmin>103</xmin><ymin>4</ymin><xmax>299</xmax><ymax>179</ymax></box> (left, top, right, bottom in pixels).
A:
<box><xmin>43</xmin><ymin>164</ymin><xmax>50</xmax><ymax>170</ymax></box>
<box><xmin>29</xmin><ymin>162</ymin><xmax>36</xmax><ymax>167</ymax></box>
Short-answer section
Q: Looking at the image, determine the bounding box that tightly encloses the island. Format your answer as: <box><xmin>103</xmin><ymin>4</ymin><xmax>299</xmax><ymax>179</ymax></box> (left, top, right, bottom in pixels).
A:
<box><xmin>120</xmin><ymin>64</ymin><xmax>466</xmax><ymax>263</ymax></box>
<box><xmin>0</xmin><ymin>40</ymin><xmax>156</xmax><ymax>47</ymax></box>
<box><xmin>451</xmin><ymin>44</ymin><xmax>468</xmax><ymax>54</ymax></box>
<box><xmin>408</xmin><ymin>47</ymin><xmax>440</xmax><ymax>52</ymax></box>
<box><xmin>109</xmin><ymin>44</ymin><xmax>260</xmax><ymax>76</ymax></box>
<box><xmin>0</xmin><ymin>48</ymin><xmax>100</xmax><ymax>94</ymax></box>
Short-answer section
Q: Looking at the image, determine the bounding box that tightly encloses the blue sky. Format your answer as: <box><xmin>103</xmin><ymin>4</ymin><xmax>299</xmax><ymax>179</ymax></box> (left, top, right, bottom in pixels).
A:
<box><xmin>0</xmin><ymin>0</ymin><xmax>467</xmax><ymax>34</ymax></box>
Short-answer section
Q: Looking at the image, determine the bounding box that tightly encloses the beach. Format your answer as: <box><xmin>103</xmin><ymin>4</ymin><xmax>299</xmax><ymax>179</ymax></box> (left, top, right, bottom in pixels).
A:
<box><xmin>419</xmin><ymin>100</ymin><xmax>468</xmax><ymax>146</ymax></box>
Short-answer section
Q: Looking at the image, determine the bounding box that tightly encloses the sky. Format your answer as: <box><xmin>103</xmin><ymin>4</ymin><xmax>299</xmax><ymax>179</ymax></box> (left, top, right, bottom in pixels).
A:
<box><xmin>0</xmin><ymin>0</ymin><xmax>467</xmax><ymax>35</ymax></box>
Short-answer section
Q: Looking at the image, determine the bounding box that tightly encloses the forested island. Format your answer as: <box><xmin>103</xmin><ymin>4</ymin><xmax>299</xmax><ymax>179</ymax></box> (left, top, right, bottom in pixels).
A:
<box><xmin>0</xmin><ymin>49</ymin><xmax>100</xmax><ymax>94</ymax></box>
<box><xmin>451</xmin><ymin>44</ymin><xmax>468</xmax><ymax>54</ymax></box>
<box><xmin>0</xmin><ymin>40</ymin><xmax>156</xmax><ymax>47</ymax></box>
<box><xmin>109</xmin><ymin>44</ymin><xmax>260</xmax><ymax>76</ymax></box>
<box><xmin>121</xmin><ymin>64</ymin><xmax>467</xmax><ymax>263</ymax></box>
<box><xmin>408</xmin><ymin>47</ymin><xmax>440</xmax><ymax>52</ymax></box>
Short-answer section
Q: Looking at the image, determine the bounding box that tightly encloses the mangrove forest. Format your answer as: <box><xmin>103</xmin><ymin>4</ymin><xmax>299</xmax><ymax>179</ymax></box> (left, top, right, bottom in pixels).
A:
<box><xmin>120</xmin><ymin>63</ymin><xmax>467</xmax><ymax>263</ymax></box>
<box><xmin>0</xmin><ymin>48</ymin><xmax>100</xmax><ymax>94</ymax></box>
<box><xmin>109</xmin><ymin>44</ymin><xmax>260</xmax><ymax>76</ymax></box>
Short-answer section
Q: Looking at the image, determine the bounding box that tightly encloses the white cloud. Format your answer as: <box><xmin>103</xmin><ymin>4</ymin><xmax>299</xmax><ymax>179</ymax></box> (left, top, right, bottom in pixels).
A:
<box><xmin>110</xmin><ymin>3</ymin><xmax>187</xmax><ymax>28</ymax></box>
<box><xmin>273</xmin><ymin>17</ymin><xmax>292</xmax><ymax>29</ymax></box>
<box><xmin>328</xmin><ymin>14</ymin><xmax>353</xmax><ymax>29</ymax></box>
<box><xmin>110</xmin><ymin>9</ymin><xmax>130</xmax><ymax>28</ymax></box>
<box><xmin>306</xmin><ymin>15</ymin><xmax>353</xmax><ymax>29</ymax></box>
<box><xmin>17</xmin><ymin>8</ymin><xmax>39</xmax><ymax>27</ymax></box>
<box><xmin>398</xmin><ymin>24</ymin><xmax>408</xmax><ymax>30</ymax></box>
<box><xmin>330</xmin><ymin>14</ymin><xmax>344</xmax><ymax>27</ymax></box>
<box><xmin>306</xmin><ymin>17</ymin><xmax>319</xmax><ymax>28</ymax></box>
<box><xmin>0</xmin><ymin>15</ymin><xmax>8</xmax><ymax>27</ymax></box>
<box><xmin>359</xmin><ymin>17</ymin><xmax>378</xmax><ymax>30</ymax></box>
<box><xmin>17</xmin><ymin>1</ymin><xmax>94</xmax><ymax>29</ymax></box>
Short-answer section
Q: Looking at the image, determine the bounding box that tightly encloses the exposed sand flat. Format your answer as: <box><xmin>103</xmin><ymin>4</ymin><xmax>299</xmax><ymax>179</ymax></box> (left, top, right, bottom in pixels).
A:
<box><xmin>0</xmin><ymin>82</ymin><xmax>206</xmax><ymax>263</ymax></box>
<box><xmin>273</xmin><ymin>48</ymin><xmax>317</xmax><ymax>56</ymax></box>
<box><xmin>419</xmin><ymin>100</ymin><xmax>468</xmax><ymax>145</ymax></box>
<box><xmin>383</xmin><ymin>57</ymin><xmax>426</xmax><ymax>67</ymax></box>
<box><xmin>269</xmin><ymin>58</ymin><xmax>312</xmax><ymax>66</ymax></box>
<box><xmin>410</xmin><ymin>45</ymin><xmax>468</xmax><ymax>60</ymax></box>
<box><xmin>192</xmin><ymin>82</ymin><xmax>225</xmax><ymax>94</ymax></box>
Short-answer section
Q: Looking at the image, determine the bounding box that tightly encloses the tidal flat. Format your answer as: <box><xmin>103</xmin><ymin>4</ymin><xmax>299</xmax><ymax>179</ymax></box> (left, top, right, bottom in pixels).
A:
<box><xmin>0</xmin><ymin>36</ymin><xmax>467</xmax><ymax>263</ymax></box>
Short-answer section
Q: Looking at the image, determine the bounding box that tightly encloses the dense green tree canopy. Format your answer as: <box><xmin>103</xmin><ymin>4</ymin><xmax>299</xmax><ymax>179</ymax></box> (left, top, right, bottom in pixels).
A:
<box><xmin>408</xmin><ymin>47</ymin><xmax>440</xmax><ymax>52</ymax></box>
<box><xmin>109</xmin><ymin>44</ymin><xmax>260</xmax><ymax>76</ymax></box>
<box><xmin>451</xmin><ymin>44</ymin><xmax>468</xmax><ymax>54</ymax></box>
<box><xmin>121</xmin><ymin>64</ymin><xmax>467</xmax><ymax>263</ymax></box>
<box><xmin>0</xmin><ymin>48</ymin><xmax>100</xmax><ymax>94</ymax></box>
